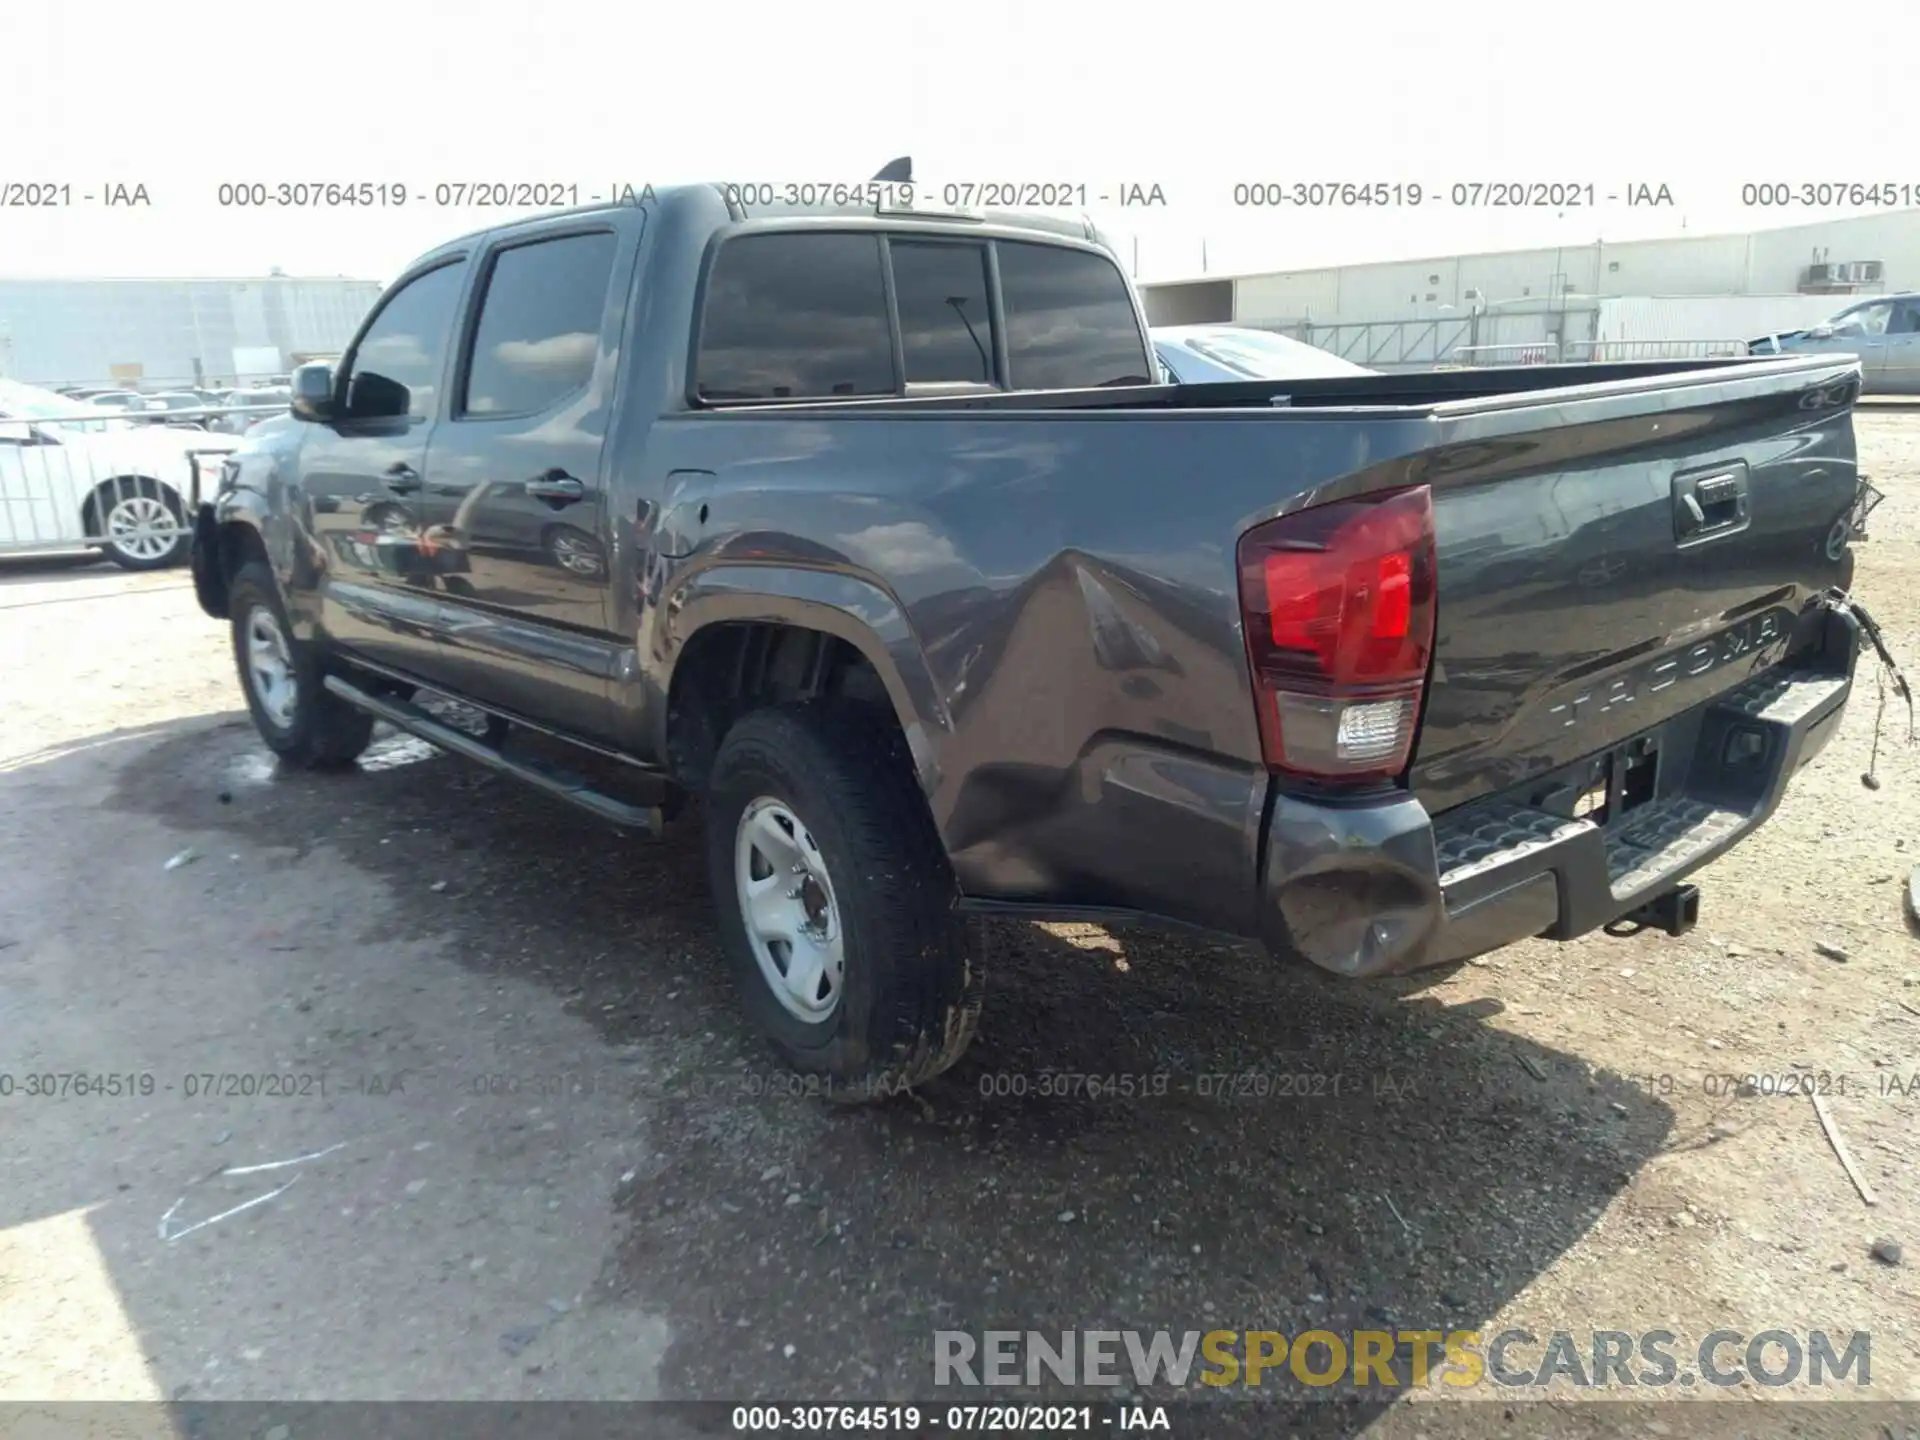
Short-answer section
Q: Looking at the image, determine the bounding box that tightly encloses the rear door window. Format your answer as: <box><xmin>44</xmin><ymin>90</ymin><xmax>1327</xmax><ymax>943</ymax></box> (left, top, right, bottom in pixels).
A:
<box><xmin>697</xmin><ymin>233</ymin><xmax>894</xmax><ymax>400</ymax></box>
<box><xmin>459</xmin><ymin>230</ymin><xmax>618</xmax><ymax>417</ymax></box>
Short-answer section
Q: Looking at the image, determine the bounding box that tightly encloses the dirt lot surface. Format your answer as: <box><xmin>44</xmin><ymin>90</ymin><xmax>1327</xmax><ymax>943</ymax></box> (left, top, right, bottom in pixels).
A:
<box><xmin>3</xmin><ymin>415</ymin><xmax>1919</xmax><ymax>1439</ymax></box>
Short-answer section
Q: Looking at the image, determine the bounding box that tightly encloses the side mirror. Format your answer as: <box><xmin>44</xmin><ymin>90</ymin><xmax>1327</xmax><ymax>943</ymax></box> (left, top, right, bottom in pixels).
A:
<box><xmin>1808</xmin><ymin>325</ymin><xmax>1836</xmax><ymax>340</ymax></box>
<box><xmin>0</xmin><ymin>420</ymin><xmax>35</xmax><ymax>444</ymax></box>
<box><xmin>290</xmin><ymin>362</ymin><xmax>337</xmax><ymax>422</ymax></box>
<box><xmin>344</xmin><ymin>371</ymin><xmax>412</xmax><ymax>421</ymax></box>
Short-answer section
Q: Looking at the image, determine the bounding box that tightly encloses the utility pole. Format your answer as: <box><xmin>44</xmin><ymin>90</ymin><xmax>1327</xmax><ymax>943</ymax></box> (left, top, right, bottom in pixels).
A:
<box><xmin>187</xmin><ymin>284</ymin><xmax>209</xmax><ymax>389</ymax></box>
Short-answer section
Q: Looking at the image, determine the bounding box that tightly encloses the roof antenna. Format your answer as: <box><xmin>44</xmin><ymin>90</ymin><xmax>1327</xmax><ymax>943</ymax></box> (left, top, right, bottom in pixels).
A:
<box><xmin>872</xmin><ymin>156</ymin><xmax>912</xmax><ymax>183</ymax></box>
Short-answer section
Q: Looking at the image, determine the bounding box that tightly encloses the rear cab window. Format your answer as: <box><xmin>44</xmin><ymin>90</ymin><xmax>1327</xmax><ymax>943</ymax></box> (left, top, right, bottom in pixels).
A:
<box><xmin>695</xmin><ymin>228</ymin><xmax>1149</xmax><ymax>402</ymax></box>
<box><xmin>695</xmin><ymin>233</ymin><xmax>895</xmax><ymax>400</ymax></box>
<box><xmin>889</xmin><ymin>240</ymin><xmax>994</xmax><ymax>389</ymax></box>
<box><xmin>995</xmin><ymin>240</ymin><xmax>1154</xmax><ymax>389</ymax></box>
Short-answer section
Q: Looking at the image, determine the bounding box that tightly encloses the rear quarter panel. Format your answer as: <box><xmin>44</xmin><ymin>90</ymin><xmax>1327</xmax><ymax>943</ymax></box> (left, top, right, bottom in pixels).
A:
<box><xmin>637</xmin><ymin>408</ymin><xmax>1436</xmax><ymax>931</ymax></box>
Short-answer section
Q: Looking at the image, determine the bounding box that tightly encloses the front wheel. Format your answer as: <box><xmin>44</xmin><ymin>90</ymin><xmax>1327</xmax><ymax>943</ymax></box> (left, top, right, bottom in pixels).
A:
<box><xmin>705</xmin><ymin>700</ymin><xmax>985</xmax><ymax>1101</ymax></box>
<box><xmin>228</xmin><ymin>562</ymin><xmax>375</xmax><ymax>768</ymax></box>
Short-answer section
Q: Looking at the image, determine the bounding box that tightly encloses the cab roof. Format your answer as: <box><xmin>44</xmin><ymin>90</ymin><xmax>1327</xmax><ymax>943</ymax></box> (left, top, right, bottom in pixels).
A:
<box><xmin>411</xmin><ymin>183</ymin><xmax>1105</xmax><ymax>270</ymax></box>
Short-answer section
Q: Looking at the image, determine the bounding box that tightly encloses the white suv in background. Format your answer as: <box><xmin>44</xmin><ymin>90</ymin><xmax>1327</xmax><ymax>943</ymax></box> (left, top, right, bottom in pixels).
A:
<box><xmin>0</xmin><ymin>379</ymin><xmax>242</xmax><ymax>570</ymax></box>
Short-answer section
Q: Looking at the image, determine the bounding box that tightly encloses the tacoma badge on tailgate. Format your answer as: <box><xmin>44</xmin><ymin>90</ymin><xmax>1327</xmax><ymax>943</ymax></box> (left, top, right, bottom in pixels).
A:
<box><xmin>1548</xmin><ymin>610</ymin><xmax>1790</xmax><ymax>732</ymax></box>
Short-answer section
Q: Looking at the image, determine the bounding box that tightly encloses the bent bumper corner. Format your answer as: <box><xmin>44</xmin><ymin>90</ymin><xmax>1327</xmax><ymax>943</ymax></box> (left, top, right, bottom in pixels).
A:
<box><xmin>1259</xmin><ymin>648</ymin><xmax>1856</xmax><ymax>981</ymax></box>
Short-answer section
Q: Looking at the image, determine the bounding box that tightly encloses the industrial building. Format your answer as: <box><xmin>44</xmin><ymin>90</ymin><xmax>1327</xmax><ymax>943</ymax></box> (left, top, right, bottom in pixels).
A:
<box><xmin>0</xmin><ymin>275</ymin><xmax>384</xmax><ymax>390</ymax></box>
<box><xmin>1140</xmin><ymin>208</ymin><xmax>1920</xmax><ymax>369</ymax></box>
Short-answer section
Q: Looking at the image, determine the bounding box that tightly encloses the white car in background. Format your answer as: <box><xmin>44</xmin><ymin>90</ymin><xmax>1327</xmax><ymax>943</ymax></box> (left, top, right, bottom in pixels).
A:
<box><xmin>0</xmin><ymin>379</ymin><xmax>242</xmax><ymax>570</ymax></box>
<box><xmin>1151</xmin><ymin>324</ymin><xmax>1375</xmax><ymax>383</ymax></box>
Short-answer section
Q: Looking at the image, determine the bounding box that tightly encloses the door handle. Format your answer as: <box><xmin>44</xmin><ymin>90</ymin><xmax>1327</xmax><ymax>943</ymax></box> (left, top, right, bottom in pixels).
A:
<box><xmin>1672</xmin><ymin>465</ymin><xmax>1750</xmax><ymax>544</ymax></box>
<box><xmin>384</xmin><ymin>462</ymin><xmax>421</xmax><ymax>494</ymax></box>
<box><xmin>525</xmin><ymin>470</ymin><xmax>586</xmax><ymax>506</ymax></box>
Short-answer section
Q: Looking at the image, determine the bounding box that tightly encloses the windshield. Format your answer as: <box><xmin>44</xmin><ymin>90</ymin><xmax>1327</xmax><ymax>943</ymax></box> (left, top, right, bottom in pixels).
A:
<box><xmin>1826</xmin><ymin>302</ymin><xmax>1893</xmax><ymax>337</ymax></box>
<box><xmin>1183</xmin><ymin>330</ymin><xmax>1368</xmax><ymax>378</ymax></box>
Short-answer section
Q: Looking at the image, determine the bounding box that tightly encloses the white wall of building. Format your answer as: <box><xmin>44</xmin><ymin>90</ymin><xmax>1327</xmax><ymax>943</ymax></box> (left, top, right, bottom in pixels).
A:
<box><xmin>1592</xmin><ymin>295</ymin><xmax>1849</xmax><ymax>347</ymax></box>
<box><xmin>1192</xmin><ymin>210</ymin><xmax>1920</xmax><ymax>328</ymax></box>
<box><xmin>0</xmin><ymin>276</ymin><xmax>382</xmax><ymax>387</ymax></box>
<box><xmin>1746</xmin><ymin>210</ymin><xmax>1917</xmax><ymax>287</ymax></box>
<box><xmin>1234</xmin><ymin>269</ymin><xmax>1342</xmax><ymax>320</ymax></box>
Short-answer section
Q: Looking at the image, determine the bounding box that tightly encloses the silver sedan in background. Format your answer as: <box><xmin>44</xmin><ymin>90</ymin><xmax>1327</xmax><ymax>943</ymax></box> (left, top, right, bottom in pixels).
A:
<box><xmin>1747</xmin><ymin>293</ymin><xmax>1920</xmax><ymax>395</ymax></box>
<box><xmin>1151</xmin><ymin>325</ymin><xmax>1374</xmax><ymax>383</ymax></box>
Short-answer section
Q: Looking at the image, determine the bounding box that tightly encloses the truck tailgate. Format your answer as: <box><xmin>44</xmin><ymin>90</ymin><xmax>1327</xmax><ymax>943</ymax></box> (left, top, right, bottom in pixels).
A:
<box><xmin>1409</xmin><ymin>360</ymin><xmax>1862</xmax><ymax>816</ymax></box>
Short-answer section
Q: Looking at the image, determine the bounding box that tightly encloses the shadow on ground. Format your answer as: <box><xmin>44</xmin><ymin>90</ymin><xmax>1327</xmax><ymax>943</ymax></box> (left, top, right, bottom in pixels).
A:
<box><xmin>86</xmin><ymin>716</ymin><xmax>1676</xmax><ymax>1431</ymax></box>
<box><xmin>0</xmin><ymin>552</ymin><xmax>112</xmax><ymax>582</ymax></box>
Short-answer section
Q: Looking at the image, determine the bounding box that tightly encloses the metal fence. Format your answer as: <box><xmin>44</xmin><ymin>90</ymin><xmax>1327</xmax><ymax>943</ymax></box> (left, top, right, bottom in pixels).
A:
<box><xmin>17</xmin><ymin>376</ymin><xmax>288</xmax><ymax>393</ymax></box>
<box><xmin>1244</xmin><ymin>306</ymin><xmax>1763</xmax><ymax>372</ymax></box>
<box><xmin>1253</xmin><ymin>317</ymin><xmax>1479</xmax><ymax>369</ymax></box>
<box><xmin>1443</xmin><ymin>339</ymin><xmax>1752</xmax><ymax>367</ymax></box>
<box><xmin>0</xmin><ymin>400</ymin><xmax>284</xmax><ymax>567</ymax></box>
<box><xmin>1441</xmin><ymin>343</ymin><xmax>1557</xmax><ymax>366</ymax></box>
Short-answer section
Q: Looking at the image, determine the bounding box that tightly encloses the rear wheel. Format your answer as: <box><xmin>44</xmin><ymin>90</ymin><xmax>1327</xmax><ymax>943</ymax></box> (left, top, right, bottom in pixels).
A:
<box><xmin>705</xmin><ymin>700</ymin><xmax>985</xmax><ymax>1101</ymax></box>
<box><xmin>88</xmin><ymin>479</ymin><xmax>189</xmax><ymax>571</ymax></box>
<box><xmin>228</xmin><ymin>562</ymin><xmax>375</xmax><ymax>768</ymax></box>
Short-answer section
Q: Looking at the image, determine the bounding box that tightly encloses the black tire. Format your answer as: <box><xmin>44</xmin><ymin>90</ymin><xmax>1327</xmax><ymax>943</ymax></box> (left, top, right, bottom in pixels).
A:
<box><xmin>705</xmin><ymin>700</ymin><xmax>985</xmax><ymax>1101</ymax></box>
<box><xmin>228</xmin><ymin>561</ymin><xmax>375</xmax><ymax>768</ymax></box>
<box><xmin>86</xmin><ymin>478</ymin><xmax>190</xmax><ymax>571</ymax></box>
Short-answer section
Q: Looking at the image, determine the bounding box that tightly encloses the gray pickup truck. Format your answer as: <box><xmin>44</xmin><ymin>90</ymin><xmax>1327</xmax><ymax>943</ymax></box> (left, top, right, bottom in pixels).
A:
<box><xmin>191</xmin><ymin>181</ymin><xmax>1876</xmax><ymax>1100</ymax></box>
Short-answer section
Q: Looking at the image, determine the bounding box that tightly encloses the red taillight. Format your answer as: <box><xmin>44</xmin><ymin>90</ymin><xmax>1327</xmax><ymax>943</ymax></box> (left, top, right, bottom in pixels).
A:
<box><xmin>1237</xmin><ymin>485</ymin><xmax>1437</xmax><ymax>785</ymax></box>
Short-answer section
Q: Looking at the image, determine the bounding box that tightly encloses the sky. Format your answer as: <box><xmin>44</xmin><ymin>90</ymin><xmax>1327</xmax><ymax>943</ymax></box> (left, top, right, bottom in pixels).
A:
<box><xmin>3</xmin><ymin>0</ymin><xmax>1917</xmax><ymax>286</ymax></box>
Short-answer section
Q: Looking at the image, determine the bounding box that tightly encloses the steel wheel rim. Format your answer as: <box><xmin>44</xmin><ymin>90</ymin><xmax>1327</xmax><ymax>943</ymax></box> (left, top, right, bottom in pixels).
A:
<box><xmin>244</xmin><ymin>606</ymin><xmax>299</xmax><ymax>729</ymax></box>
<box><xmin>105</xmin><ymin>495</ymin><xmax>179</xmax><ymax>559</ymax></box>
<box><xmin>734</xmin><ymin>797</ymin><xmax>844</xmax><ymax>1021</ymax></box>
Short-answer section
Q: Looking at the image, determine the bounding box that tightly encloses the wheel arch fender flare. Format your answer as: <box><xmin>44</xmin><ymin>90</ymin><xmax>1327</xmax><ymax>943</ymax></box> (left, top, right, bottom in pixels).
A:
<box><xmin>653</xmin><ymin>564</ymin><xmax>953</xmax><ymax>793</ymax></box>
<box><xmin>204</xmin><ymin>489</ymin><xmax>316</xmax><ymax>634</ymax></box>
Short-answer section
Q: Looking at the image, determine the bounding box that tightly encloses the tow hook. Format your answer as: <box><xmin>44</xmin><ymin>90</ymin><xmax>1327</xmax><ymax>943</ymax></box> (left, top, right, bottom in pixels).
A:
<box><xmin>1615</xmin><ymin>883</ymin><xmax>1701</xmax><ymax>939</ymax></box>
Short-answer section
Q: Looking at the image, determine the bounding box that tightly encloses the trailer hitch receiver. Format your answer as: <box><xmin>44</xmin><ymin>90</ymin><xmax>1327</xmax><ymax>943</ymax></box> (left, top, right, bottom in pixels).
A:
<box><xmin>1618</xmin><ymin>883</ymin><xmax>1700</xmax><ymax>939</ymax></box>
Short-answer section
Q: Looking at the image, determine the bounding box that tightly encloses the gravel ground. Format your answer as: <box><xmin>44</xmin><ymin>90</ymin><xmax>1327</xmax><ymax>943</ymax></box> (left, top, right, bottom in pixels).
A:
<box><xmin>1</xmin><ymin>413</ymin><xmax>1917</xmax><ymax>1437</ymax></box>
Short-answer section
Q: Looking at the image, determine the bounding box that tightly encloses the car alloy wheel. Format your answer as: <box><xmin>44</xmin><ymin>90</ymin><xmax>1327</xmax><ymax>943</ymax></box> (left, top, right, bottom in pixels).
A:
<box><xmin>105</xmin><ymin>494</ymin><xmax>182</xmax><ymax>563</ymax></box>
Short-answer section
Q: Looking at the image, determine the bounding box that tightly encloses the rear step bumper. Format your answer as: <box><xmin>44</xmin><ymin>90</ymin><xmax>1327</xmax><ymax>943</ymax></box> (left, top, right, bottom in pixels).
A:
<box><xmin>1257</xmin><ymin>623</ymin><xmax>1858</xmax><ymax>979</ymax></box>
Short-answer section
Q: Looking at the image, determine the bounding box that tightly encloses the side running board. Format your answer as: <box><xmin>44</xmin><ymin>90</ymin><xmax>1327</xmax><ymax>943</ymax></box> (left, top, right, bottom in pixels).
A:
<box><xmin>323</xmin><ymin>674</ymin><xmax>664</xmax><ymax>834</ymax></box>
